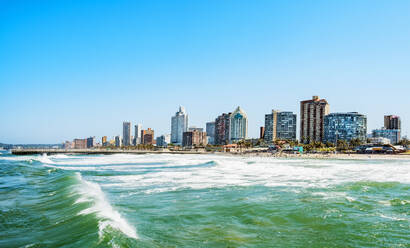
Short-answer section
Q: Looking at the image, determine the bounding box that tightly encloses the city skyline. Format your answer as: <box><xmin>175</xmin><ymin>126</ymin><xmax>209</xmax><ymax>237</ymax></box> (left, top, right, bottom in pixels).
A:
<box><xmin>1</xmin><ymin>0</ymin><xmax>410</xmax><ymax>143</ymax></box>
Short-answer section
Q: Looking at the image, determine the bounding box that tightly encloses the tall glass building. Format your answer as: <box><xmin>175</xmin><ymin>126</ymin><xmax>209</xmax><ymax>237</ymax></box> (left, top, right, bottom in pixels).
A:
<box><xmin>229</xmin><ymin>106</ymin><xmax>248</xmax><ymax>143</ymax></box>
<box><xmin>324</xmin><ymin>112</ymin><xmax>367</xmax><ymax>144</ymax></box>
<box><xmin>171</xmin><ymin>106</ymin><xmax>188</xmax><ymax>145</ymax></box>
<box><xmin>122</xmin><ymin>122</ymin><xmax>131</xmax><ymax>146</ymax></box>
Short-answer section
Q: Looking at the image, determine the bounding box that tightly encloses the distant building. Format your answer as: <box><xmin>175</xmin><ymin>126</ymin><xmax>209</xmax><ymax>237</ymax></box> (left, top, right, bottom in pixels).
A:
<box><xmin>206</xmin><ymin>122</ymin><xmax>215</xmax><ymax>145</ymax></box>
<box><xmin>74</xmin><ymin>139</ymin><xmax>87</xmax><ymax>149</ymax></box>
<box><xmin>134</xmin><ymin>124</ymin><xmax>142</xmax><ymax>145</ymax></box>
<box><xmin>156</xmin><ymin>134</ymin><xmax>171</xmax><ymax>147</ymax></box>
<box><xmin>115</xmin><ymin>136</ymin><xmax>121</xmax><ymax>147</ymax></box>
<box><xmin>300</xmin><ymin>96</ymin><xmax>330</xmax><ymax>143</ymax></box>
<box><xmin>260</xmin><ymin>127</ymin><xmax>265</xmax><ymax>140</ymax></box>
<box><xmin>86</xmin><ymin>136</ymin><xmax>95</xmax><ymax>148</ymax></box>
<box><xmin>182</xmin><ymin>130</ymin><xmax>207</xmax><ymax>147</ymax></box>
<box><xmin>63</xmin><ymin>141</ymin><xmax>73</xmax><ymax>149</ymax></box>
<box><xmin>264</xmin><ymin>110</ymin><xmax>297</xmax><ymax>142</ymax></box>
<box><xmin>230</xmin><ymin>106</ymin><xmax>248</xmax><ymax>143</ymax></box>
<box><xmin>215</xmin><ymin>113</ymin><xmax>231</xmax><ymax>145</ymax></box>
<box><xmin>123</xmin><ymin>122</ymin><xmax>131</xmax><ymax>146</ymax></box>
<box><xmin>141</xmin><ymin>128</ymin><xmax>154</xmax><ymax>145</ymax></box>
<box><xmin>372</xmin><ymin>128</ymin><xmax>400</xmax><ymax>145</ymax></box>
<box><xmin>384</xmin><ymin>115</ymin><xmax>401</xmax><ymax>130</ymax></box>
<box><xmin>324</xmin><ymin>112</ymin><xmax>367</xmax><ymax>144</ymax></box>
<box><xmin>102</xmin><ymin>136</ymin><xmax>107</xmax><ymax>146</ymax></box>
<box><xmin>171</xmin><ymin>106</ymin><xmax>188</xmax><ymax>145</ymax></box>
<box><xmin>188</xmin><ymin>126</ymin><xmax>204</xmax><ymax>132</ymax></box>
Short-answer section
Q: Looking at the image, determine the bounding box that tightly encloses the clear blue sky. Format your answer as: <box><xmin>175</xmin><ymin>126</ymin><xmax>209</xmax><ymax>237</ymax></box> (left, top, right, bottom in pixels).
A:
<box><xmin>1</xmin><ymin>0</ymin><xmax>409</xmax><ymax>144</ymax></box>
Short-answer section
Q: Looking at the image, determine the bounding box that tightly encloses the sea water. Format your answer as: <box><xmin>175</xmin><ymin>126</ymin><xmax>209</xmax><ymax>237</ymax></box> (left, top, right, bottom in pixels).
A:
<box><xmin>0</xmin><ymin>151</ymin><xmax>409</xmax><ymax>247</ymax></box>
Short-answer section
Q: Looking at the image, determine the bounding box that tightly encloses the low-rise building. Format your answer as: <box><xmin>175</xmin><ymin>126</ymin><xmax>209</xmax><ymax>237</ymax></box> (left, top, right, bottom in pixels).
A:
<box><xmin>372</xmin><ymin>128</ymin><xmax>401</xmax><ymax>145</ymax></box>
<box><xmin>156</xmin><ymin>134</ymin><xmax>171</xmax><ymax>147</ymax></box>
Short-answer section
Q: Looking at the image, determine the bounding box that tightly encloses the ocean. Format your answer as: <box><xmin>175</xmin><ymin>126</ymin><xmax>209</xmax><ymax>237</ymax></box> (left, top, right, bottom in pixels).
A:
<box><xmin>0</xmin><ymin>151</ymin><xmax>409</xmax><ymax>247</ymax></box>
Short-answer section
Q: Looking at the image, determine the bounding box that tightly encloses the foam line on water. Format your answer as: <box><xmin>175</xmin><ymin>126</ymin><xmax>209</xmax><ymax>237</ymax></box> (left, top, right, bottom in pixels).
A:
<box><xmin>74</xmin><ymin>172</ymin><xmax>138</xmax><ymax>239</ymax></box>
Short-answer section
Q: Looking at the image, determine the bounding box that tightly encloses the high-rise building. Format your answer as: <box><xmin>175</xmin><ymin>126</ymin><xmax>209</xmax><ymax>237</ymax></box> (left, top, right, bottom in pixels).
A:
<box><xmin>182</xmin><ymin>130</ymin><xmax>207</xmax><ymax>147</ymax></box>
<box><xmin>324</xmin><ymin>112</ymin><xmax>367</xmax><ymax>144</ymax></box>
<box><xmin>115</xmin><ymin>136</ymin><xmax>121</xmax><ymax>147</ymax></box>
<box><xmin>384</xmin><ymin>115</ymin><xmax>401</xmax><ymax>130</ymax></box>
<box><xmin>230</xmin><ymin>106</ymin><xmax>248</xmax><ymax>143</ymax></box>
<box><xmin>264</xmin><ymin>110</ymin><xmax>278</xmax><ymax>142</ymax></box>
<box><xmin>141</xmin><ymin>128</ymin><xmax>154</xmax><ymax>145</ymax></box>
<box><xmin>372</xmin><ymin>128</ymin><xmax>401</xmax><ymax>145</ymax></box>
<box><xmin>300</xmin><ymin>96</ymin><xmax>330</xmax><ymax>143</ymax></box>
<box><xmin>171</xmin><ymin>106</ymin><xmax>188</xmax><ymax>145</ymax></box>
<box><xmin>206</xmin><ymin>122</ymin><xmax>215</xmax><ymax>145</ymax></box>
<box><xmin>122</xmin><ymin>122</ymin><xmax>131</xmax><ymax>146</ymax></box>
<box><xmin>264</xmin><ymin>110</ymin><xmax>297</xmax><ymax>142</ymax></box>
<box><xmin>134</xmin><ymin>124</ymin><xmax>142</xmax><ymax>145</ymax></box>
<box><xmin>215</xmin><ymin>113</ymin><xmax>231</xmax><ymax>145</ymax></box>
<box><xmin>260</xmin><ymin>127</ymin><xmax>265</xmax><ymax>140</ymax></box>
<box><xmin>74</xmin><ymin>139</ymin><xmax>87</xmax><ymax>149</ymax></box>
<box><xmin>86</xmin><ymin>136</ymin><xmax>95</xmax><ymax>148</ymax></box>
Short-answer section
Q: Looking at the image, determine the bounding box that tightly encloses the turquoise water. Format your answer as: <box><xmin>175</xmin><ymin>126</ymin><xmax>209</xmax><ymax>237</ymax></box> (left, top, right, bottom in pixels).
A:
<box><xmin>0</xmin><ymin>151</ymin><xmax>409</xmax><ymax>247</ymax></box>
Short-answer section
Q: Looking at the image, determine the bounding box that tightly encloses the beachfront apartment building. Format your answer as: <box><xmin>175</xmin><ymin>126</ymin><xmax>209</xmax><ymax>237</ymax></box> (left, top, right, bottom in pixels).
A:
<box><xmin>206</xmin><ymin>122</ymin><xmax>215</xmax><ymax>145</ymax></box>
<box><xmin>323</xmin><ymin>112</ymin><xmax>367</xmax><ymax>144</ymax></box>
<box><xmin>264</xmin><ymin>110</ymin><xmax>297</xmax><ymax>143</ymax></box>
<box><xmin>215</xmin><ymin>112</ymin><xmax>231</xmax><ymax>145</ymax></box>
<box><xmin>182</xmin><ymin>130</ymin><xmax>207</xmax><ymax>147</ymax></box>
<box><xmin>372</xmin><ymin>128</ymin><xmax>401</xmax><ymax>145</ymax></box>
<box><xmin>300</xmin><ymin>96</ymin><xmax>330</xmax><ymax>143</ymax></box>
<box><xmin>230</xmin><ymin>106</ymin><xmax>248</xmax><ymax>143</ymax></box>
<box><xmin>141</xmin><ymin>128</ymin><xmax>155</xmax><ymax>145</ymax></box>
<box><xmin>134</xmin><ymin>124</ymin><xmax>142</xmax><ymax>145</ymax></box>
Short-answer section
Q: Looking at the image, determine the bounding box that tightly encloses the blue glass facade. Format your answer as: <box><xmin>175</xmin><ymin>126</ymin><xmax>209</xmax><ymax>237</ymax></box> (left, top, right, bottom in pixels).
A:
<box><xmin>324</xmin><ymin>112</ymin><xmax>367</xmax><ymax>144</ymax></box>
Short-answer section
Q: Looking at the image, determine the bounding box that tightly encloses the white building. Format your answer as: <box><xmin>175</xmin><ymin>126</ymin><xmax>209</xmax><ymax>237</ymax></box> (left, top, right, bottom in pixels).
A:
<box><xmin>134</xmin><ymin>124</ymin><xmax>142</xmax><ymax>145</ymax></box>
<box><xmin>230</xmin><ymin>106</ymin><xmax>248</xmax><ymax>143</ymax></box>
<box><xmin>171</xmin><ymin>106</ymin><xmax>188</xmax><ymax>145</ymax></box>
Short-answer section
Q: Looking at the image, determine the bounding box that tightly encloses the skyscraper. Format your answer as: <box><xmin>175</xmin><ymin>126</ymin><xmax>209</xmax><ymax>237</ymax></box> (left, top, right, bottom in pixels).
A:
<box><xmin>171</xmin><ymin>106</ymin><xmax>188</xmax><ymax>145</ymax></box>
<box><xmin>123</xmin><ymin>122</ymin><xmax>131</xmax><ymax>146</ymax></box>
<box><xmin>324</xmin><ymin>112</ymin><xmax>367</xmax><ymax>144</ymax></box>
<box><xmin>215</xmin><ymin>113</ymin><xmax>231</xmax><ymax>145</ymax></box>
<box><xmin>300</xmin><ymin>96</ymin><xmax>330</xmax><ymax>143</ymax></box>
<box><xmin>230</xmin><ymin>106</ymin><xmax>248</xmax><ymax>143</ymax></box>
<box><xmin>264</xmin><ymin>110</ymin><xmax>297</xmax><ymax>142</ymax></box>
<box><xmin>134</xmin><ymin>124</ymin><xmax>142</xmax><ymax>145</ymax></box>
<box><xmin>206</xmin><ymin>122</ymin><xmax>215</xmax><ymax>145</ymax></box>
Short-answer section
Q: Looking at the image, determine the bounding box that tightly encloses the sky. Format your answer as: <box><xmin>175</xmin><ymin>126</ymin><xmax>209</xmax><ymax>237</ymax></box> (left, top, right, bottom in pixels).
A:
<box><xmin>0</xmin><ymin>0</ymin><xmax>409</xmax><ymax>144</ymax></box>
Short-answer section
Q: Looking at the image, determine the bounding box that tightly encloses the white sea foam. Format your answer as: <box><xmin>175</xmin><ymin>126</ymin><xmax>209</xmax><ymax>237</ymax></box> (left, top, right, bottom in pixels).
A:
<box><xmin>29</xmin><ymin>153</ymin><xmax>410</xmax><ymax>194</ymax></box>
<box><xmin>74</xmin><ymin>173</ymin><xmax>138</xmax><ymax>239</ymax></box>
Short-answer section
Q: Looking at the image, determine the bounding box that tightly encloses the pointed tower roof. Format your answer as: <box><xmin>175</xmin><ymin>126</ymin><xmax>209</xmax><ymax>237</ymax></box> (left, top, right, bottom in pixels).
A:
<box><xmin>232</xmin><ymin>106</ymin><xmax>247</xmax><ymax>118</ymax></box>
